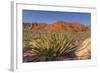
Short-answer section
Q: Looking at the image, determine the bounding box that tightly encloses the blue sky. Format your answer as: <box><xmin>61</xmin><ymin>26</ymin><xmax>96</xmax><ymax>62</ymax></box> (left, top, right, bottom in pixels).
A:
<box><xmin>23</xmin><ymin>10</ymin><xmax>91</xmax><ymax>26</ymax></box>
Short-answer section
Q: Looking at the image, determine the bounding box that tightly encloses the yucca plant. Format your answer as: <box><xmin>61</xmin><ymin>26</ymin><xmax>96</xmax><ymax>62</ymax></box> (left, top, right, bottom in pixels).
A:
<box><xmin>29</xmin><ymin>32</ymin><xmax>77</xmax><ymax>61</ymax></box>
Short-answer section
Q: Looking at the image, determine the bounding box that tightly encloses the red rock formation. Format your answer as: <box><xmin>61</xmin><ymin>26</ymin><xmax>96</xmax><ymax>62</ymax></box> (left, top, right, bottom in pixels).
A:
<box><xmin>23</xmin><ymin>21</ymin><xmax>90</xmax><ymax>32</ymax></box>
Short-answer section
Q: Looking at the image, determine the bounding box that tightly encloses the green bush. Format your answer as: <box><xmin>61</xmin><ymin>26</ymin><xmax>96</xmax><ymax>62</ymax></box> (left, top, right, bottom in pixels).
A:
<box><xmin>29</xmin><ymin>32</ymin><xmax>77</xmax><ymax>61</ymax></box>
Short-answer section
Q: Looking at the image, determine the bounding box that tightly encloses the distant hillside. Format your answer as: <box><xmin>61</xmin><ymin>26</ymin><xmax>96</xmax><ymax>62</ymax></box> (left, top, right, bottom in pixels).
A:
<box><xmin>23</xmin><ymin>21</ymin><xmax>90</xmax><ymax>32</ymax></box>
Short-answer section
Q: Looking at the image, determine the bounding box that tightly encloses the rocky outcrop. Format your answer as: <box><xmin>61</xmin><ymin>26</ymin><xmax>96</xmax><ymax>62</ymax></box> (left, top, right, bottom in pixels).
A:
<box><xmin>75</xmin><ymin>38</ymin><xmax>91</xmax><ymax>59</ymax></box>
<box><xmin>23</xmin><ymin>21</ymin><xmax>90</xmax><ymax>32</ymax></box>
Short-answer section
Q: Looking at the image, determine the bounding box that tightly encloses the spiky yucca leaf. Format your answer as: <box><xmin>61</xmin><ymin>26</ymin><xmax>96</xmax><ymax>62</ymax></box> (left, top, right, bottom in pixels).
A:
<box><xmin>29</xmin><ymin>32</ymin><xmax>76</xmax><ymax>61</ymax></box>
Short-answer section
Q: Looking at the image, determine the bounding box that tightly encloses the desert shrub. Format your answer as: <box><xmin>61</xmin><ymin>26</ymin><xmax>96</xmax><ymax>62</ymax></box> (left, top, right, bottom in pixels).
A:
<box><xmin>29</xmin><ymin>31</ymin><xmax>77</xmax><ymax>61</ymax></box>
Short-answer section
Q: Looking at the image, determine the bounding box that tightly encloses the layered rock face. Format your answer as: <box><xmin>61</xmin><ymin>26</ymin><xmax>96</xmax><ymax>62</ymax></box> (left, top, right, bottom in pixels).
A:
<box><xmin>75</xmin><ymin>38</ymin><xmax>91</xmax><ymax>59</ymax></box>
<box><xmin>23</xmin><ymin>21</ymin><xmax>90</xmax><ymax>32</ymax></box>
